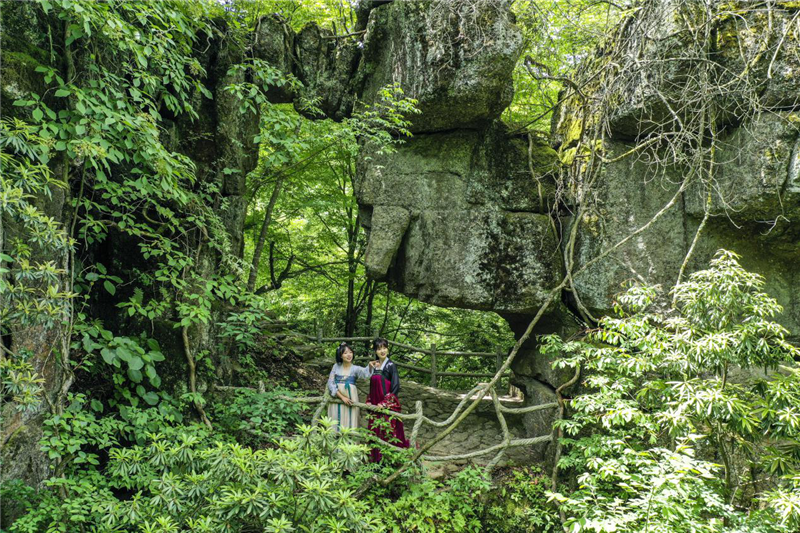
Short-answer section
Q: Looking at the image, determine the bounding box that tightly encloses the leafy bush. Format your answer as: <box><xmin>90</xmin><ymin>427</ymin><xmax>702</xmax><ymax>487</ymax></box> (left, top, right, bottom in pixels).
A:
<box><xmin>367</xmin><ymin>467</ymin><xmax>490</xmax><ymax>533</ymax></box>
<box><xmin>545</xmin><ymin>250</ymin><xmax>800</xmax><ymax>532</ymax></box>
<box><xmin>8</xmin><ymin>412</ymin><xmax>378</xmax><ymax>533</ymax></box>
<box><xmin>354</xmin><ymin>464</ymin><xmax>559</xmax><ymax>533</ymax></box>
<box><xmin>211</xmin><ymin>387</ymin><xmax>306</xmax><ymax>446</ymax></box>
<box><xmin>481</xmin><ymin>466</ymin><xmax>560</xmax><ymax>533</ymax></box>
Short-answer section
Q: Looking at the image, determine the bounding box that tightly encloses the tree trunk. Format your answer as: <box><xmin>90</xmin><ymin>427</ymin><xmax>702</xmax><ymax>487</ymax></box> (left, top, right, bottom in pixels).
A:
<box><xmin>246</xmin><ymin>175</ymin><xmax>285</xmax><ymax>293</ymax></box>
<box><xmin>364</xmin><ymin>282</ymin><xmax>377</xmax><ymax>336</ymax></box>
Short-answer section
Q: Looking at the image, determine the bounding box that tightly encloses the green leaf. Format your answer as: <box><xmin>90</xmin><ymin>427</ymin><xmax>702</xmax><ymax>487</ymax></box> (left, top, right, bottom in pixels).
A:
<box><xmin>103</xmin><ymin>280</ymin><xmax>116</xmax><ymax>295</ymax></box>
<box><xmin>128</xmin><ymin>356</ymin><xmax>144</xmax><ymax>371</ymax></box>
<box><xmin>142</xmin><ymin>392</ymin><xmax>159</xmax><ymax>406</ymax></box>
<box><xmin>55</xmin><ymin>89</ymin><xmax>71</xmax><ymax>97</ymax></box>
<box><xmin>90</xmin><ymin>399</ymin><xmax>104</xmax><ymax>413</ymax></box>
<box><xmin>145</xmin><ymin>364</ymin><xmax>157</xmax><ymax>380</ymax></box>
<box><xmin>82</xmin><ymin>335</ymin><xmax>99</xmax><ymax>353</ymax></box>
<box><xmin>116</xmin><ymin>346</ymin><xmax>132</xmax><ymax>363</ymax></box>
<box><xmin>128</xmin><ymin>368</ymin><xmax>143</xmax><ymax>383</ymax></box>
<box><xmin>32</xmin><ymin>108</ymin><xmax>43</xmax><ymax>121</ymax></box>
<box><xmin>100</xmin><ymin>348</ymin><xmax>116</xmax><ymax>365</ymax></box>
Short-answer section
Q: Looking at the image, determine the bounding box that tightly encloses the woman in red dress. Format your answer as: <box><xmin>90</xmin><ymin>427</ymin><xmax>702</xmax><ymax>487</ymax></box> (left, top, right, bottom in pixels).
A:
<box><xmin>366</xmin><ymin>373</ymin><xmax>409</xmax><ymax>462</ymax></box>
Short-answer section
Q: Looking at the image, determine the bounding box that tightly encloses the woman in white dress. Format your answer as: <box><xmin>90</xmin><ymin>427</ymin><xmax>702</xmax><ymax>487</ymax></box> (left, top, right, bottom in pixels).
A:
<box><xmin>326</xmin><ymin>342</ymin><xmax>371</xmax><ymax>429</ymax></box>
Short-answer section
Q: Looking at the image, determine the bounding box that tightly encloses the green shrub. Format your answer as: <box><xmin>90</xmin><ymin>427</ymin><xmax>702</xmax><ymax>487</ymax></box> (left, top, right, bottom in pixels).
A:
<box><xmin>210</xmin><ymin>387</ymin><xmax>306</xmax><ymax>446</ymax></box>
<box><xmin>6</xmin><ymin>404</ymin><xmax>378</xmax><ymax>533</ymax></box>
<box><xmin>359</xmin><ymin>466</ymin><xmax>490</xmax><ymax>533</ymax></box>
<box><xmin>481</xmin><ymin>466</ymin><xmax>560</xmax><ymax>533</ymax></box>
<box><xmin>545</xmin><ymin>251</ymin><xmax>800</xmax><ymax>532</ymax></box>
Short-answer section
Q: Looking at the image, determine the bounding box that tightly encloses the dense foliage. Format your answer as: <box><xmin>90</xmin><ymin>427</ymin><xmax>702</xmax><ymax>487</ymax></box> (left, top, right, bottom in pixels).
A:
<box><xmin>3</xmin><ymin>1</ymin><xmax>800</xmax><ymax>532</ymax></box>
<box><xmin>546</xmin><ymin>251</ymin><xmax>800</xmax><ymax>532</ymax></box>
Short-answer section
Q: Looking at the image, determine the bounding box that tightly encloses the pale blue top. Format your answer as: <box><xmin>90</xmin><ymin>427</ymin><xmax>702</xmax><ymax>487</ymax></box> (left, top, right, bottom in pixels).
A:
<box><xmin>327</xmin><ymin>363</ymin><xmax>371</xmax><ymax>397</ymax></box>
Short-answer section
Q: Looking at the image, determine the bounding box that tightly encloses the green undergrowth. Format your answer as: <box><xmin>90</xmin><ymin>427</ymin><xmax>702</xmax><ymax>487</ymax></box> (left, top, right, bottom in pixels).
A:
<box><xmin>2</xmin><ymin>388</ymin><xmax>559</xmax><ymax>533</ymax></box>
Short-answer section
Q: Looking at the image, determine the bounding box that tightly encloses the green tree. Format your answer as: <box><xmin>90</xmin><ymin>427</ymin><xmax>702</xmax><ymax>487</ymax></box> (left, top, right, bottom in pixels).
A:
<box><xmin>546</xmin><ymin>250</ymin><xmax>800</xmax><ymax>532</ymax></box>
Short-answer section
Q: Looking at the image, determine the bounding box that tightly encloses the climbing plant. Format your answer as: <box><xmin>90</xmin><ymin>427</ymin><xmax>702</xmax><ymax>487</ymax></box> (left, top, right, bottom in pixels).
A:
<box><xmin>0</xmin><ymin>117</ymin><xmax>71</xmax><ymax>409</ymax></box>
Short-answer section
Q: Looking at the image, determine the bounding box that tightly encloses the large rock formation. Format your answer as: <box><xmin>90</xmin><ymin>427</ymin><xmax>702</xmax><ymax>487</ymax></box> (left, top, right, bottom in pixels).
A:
<box><xmin>565</xmin><ymin>2</ymin><xmax>800</xmax><ymax>337</ymax></box>
<box><xmin>254</xmin><ymin>0</ymin><xmax>565</xmax><ymax>320</ymax></box>
<box><xmin>347</xmin><ymin>0</ymin><xmax>800</xmax><ymax>342</ymax></box>
<box><xmin>345</xmin><ymin>0</ymin><xmax>569</xmax><ymax>452</ymax></box>
<box><xmin>358</xmin><ymin>0</ymin><xmax>522</xmax><ymax>133</ymax></box>
<box><xmin>347</xmin><ymin>0</ymin><xmax>800</xmax><ymax>459</ymax></box>
<box><xmin>357</xmin><ymin>125</ymin><xmax>562</xmax><ymax>315</ymax></box>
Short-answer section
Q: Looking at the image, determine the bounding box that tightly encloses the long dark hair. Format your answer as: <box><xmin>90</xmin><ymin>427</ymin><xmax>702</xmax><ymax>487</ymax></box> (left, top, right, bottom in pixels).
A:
<box><xmin>336</xmin><ymin>342</ymin><xmax>353</xmax><ymax>364</ymax></box>
<box><xmin>372</xmin><ymin>337</ymin><xmax>389</xmax><ymax>351</ymax></box>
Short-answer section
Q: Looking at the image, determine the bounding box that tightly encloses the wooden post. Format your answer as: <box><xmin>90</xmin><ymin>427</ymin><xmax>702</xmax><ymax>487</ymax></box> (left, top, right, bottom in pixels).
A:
<box><xmin>317</xmin><ymin>327</ymin><xmax>323</xmax><ymax>343</ymax></box>
<box><xmin>430</xmin><ymin>343</ymin><xmax>437</xmax><ymax>388</ymax></box>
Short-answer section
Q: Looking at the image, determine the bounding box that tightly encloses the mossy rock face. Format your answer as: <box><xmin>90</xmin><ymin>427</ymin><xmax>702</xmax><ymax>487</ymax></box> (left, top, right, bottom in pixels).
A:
<box><xmin>715</xmin><ymin>4</ymin><xmax>800</xmax><ymax>112</ymax></box>
<box><xmin>358</xmin><ymin>0</ymin><xmax>522</xmax><ymax>133</ymax></box>
<box><xmin>0</xmin><ymin>2</ymin><xmax>51</xmax><ymax>119</ymax></box>
<box><xmin>292</xmin><ymin>23</ymin><xmax>361</xmax><ymax>120</ymax></box>
<box><xmin>570</xmin><ymin>1</ymin><xmax>800</xmax><ymax>140</ymax></box>
<box><xmin>250</xmin><ymin>0</ymin><xmax>521</xmax><ymax>130</ymax></box>
<box><xmin>684</xmin><ymin>112</ymin><xmax>800</xmax><ymax>230</ymax></box>
<box><xmin>568</xmin><ymin>140</ymin><xmax>691</xmax><ymax>317</ymax></box>
<box><xmin>566</xmin><ymin>137</ymin><xmax>800</xmax><ymax>337</ymax></box>
<box><xmin>358</xmin><ymin>123</ymin><xmax>558</xmax><ymax>214</ymax></box>
<box><xmin>1</xmin><ymin>51</ymin><xmax>48</xmax><ymax>119</ymax></box>
<box><xmin>252</xmin><ymin>15</ymin><xmax>296</xmax><ymax>105</ymax></box>
<box><xmin>548</xmin><ymin>0</ymin><xmax>800</xmax><ymax>341</ymax></box>
<box><xmin>356</xmin><ymin>121</ymin><xmax>562</xmax><ymax>313</ymax></box>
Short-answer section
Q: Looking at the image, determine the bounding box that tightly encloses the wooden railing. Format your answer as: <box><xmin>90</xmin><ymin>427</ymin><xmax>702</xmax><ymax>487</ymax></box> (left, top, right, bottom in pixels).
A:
<box><xmin>261</xmin><ymin>325</ymin><xmax>559</xmax><ymax>468</ymax></box>
<box><xmin>297</xmin><ymin>329</ymin><xmax>513</xmax><ymax>388</ymax></box>
<box><xmin>285</xmin><ymin>384</ymin><xmax>555</xmax><ymax>466</ymax></box>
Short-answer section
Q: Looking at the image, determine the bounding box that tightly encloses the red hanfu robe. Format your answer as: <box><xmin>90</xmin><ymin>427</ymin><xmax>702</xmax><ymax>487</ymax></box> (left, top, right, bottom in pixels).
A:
<box><xmin>366</xmin><ymin>374</ymin><xmax>409</xmax><ymax>462</ymax></box>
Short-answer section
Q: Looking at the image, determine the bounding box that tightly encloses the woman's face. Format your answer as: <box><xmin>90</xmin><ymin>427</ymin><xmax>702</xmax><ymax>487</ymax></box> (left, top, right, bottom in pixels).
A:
<box><xmin>341</xmin><ymin>347</ymin><xmax>354</xmax><ymax>363</ymax></box>
<box><xmin>376</xmin><ymin>345</ymin><xmax>389</xmax><ymax>360</ymax></box>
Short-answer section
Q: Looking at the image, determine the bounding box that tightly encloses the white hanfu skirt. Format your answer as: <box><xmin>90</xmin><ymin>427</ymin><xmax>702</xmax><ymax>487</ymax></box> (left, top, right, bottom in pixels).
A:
<box><xmin>328</xmin><ymin>381</ymin><xmax>360</xmax><ymax>429</ymax></box>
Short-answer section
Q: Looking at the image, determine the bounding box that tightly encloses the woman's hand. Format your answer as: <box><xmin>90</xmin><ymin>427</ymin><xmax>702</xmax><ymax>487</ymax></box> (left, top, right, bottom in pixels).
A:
<box><xmin>338</xmin><ymin>393</ymin><xmax>353</xmax><ymax>406</ymax></box>
<box><xmin>369</xmin><ymin>360</ymin><xmax>379</xmax><ymax>370</ymax></box>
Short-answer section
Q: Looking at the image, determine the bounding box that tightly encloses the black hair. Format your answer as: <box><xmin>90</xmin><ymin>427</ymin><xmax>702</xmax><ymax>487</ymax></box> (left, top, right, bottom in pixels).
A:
<box><xmin>372</xmin><ymin>337</ymin><xmax>389</xmax><ymax>350</ymax></box>
<box><xmin>336</xmin><ymin>342</ymin><xmax>353</xmax><ymax>364</ymax></box>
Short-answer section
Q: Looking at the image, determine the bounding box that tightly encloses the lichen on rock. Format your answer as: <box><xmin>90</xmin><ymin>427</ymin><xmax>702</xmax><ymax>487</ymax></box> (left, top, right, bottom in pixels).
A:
<box><xmin>356</xmin><ymin>122</ymin><xmax>562</xmax><ymax>314</ymax></box>
<box><xmin>358</xmin><ymin>0</ymin><xmax>522</xmax><ymax>133</ymax></box>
